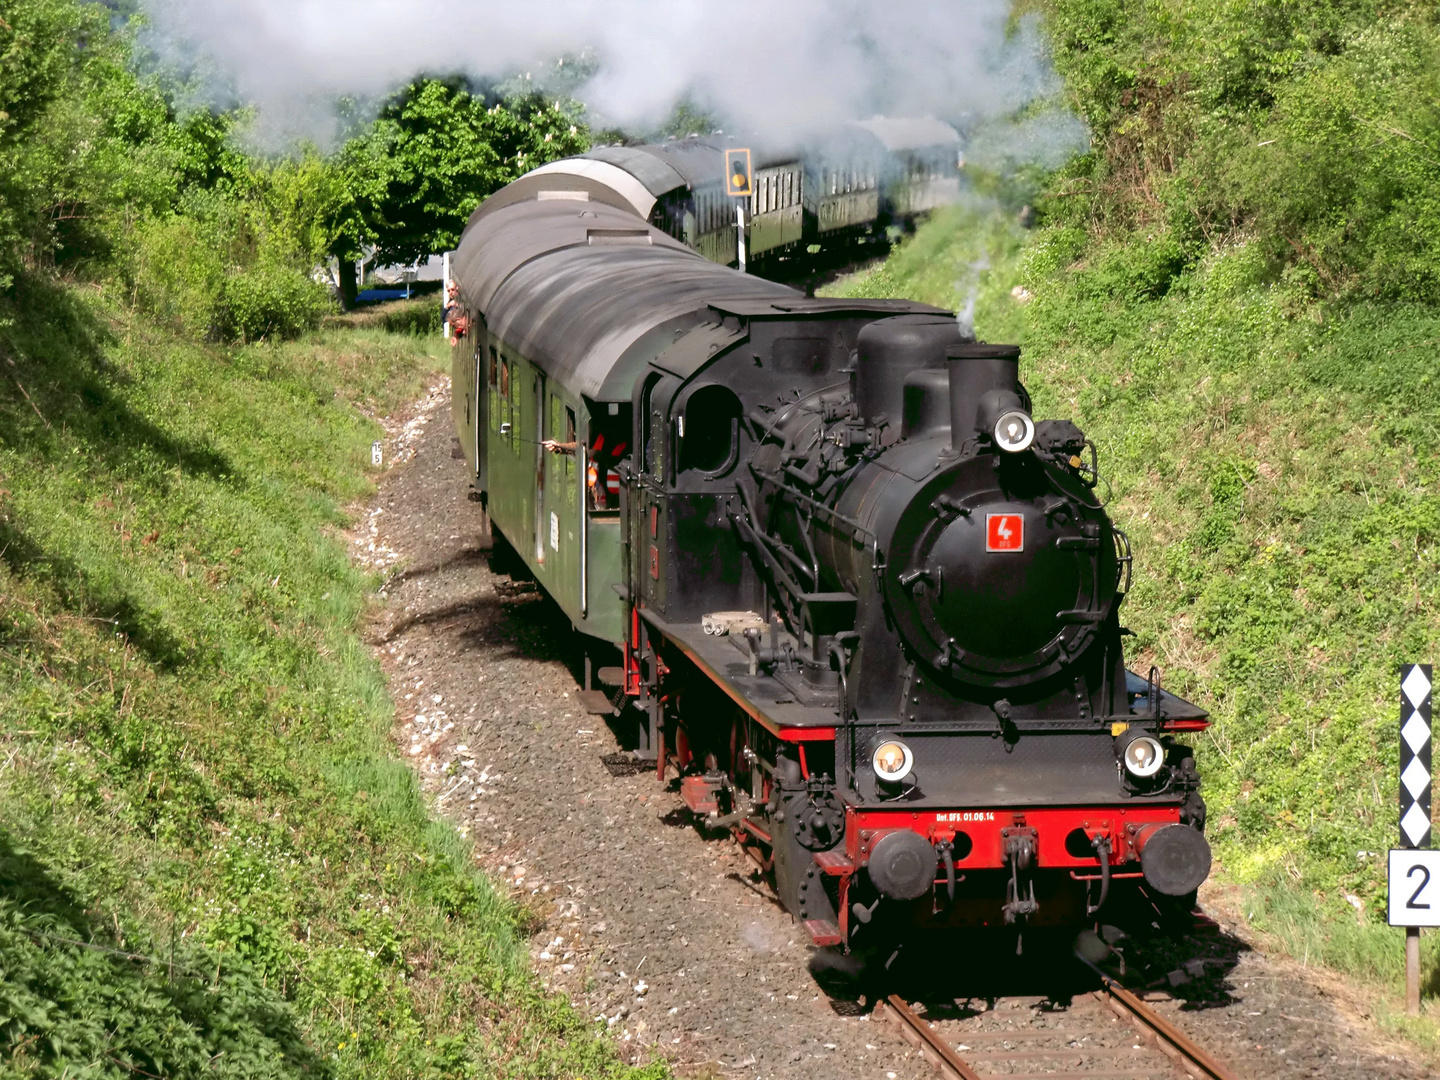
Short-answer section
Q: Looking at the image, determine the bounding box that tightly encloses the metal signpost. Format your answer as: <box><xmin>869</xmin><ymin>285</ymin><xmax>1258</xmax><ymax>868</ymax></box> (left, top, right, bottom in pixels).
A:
<box><xmin>1389</xmin><ymin>663</ymin><xmax>1434</xmax><ymax>1015</ymax></box>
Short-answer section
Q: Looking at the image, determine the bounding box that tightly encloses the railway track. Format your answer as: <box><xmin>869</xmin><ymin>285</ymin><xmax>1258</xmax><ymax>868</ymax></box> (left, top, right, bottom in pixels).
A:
<box><xmin>878</xmin><ymin>973</ymin><xmax>1242</xmax><ymax>1080</ymax></box>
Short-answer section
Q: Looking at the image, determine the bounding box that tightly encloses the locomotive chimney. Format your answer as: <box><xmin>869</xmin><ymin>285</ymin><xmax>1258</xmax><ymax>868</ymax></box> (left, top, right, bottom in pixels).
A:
<box><xmin>945</xmin><ymin>343</ymin><xmax>1026</xmax><ymax>453</ymax></box>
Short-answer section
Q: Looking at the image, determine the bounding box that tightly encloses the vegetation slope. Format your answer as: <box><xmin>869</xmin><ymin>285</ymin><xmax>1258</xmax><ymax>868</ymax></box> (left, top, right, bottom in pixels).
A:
<box><xmin>830</xmin><ymin>0</ymin><xmax>1440</xmax><ymax>1024</ymax></box>
<box><xmin>0</xmin><ymin>2</ymin><xmax>664</xmax><ymax>1077</ymax></box>
<box><xmin>0</xmin><ymin>288</ymin><xmax>669</xmax><ymax>1078</ymax></box>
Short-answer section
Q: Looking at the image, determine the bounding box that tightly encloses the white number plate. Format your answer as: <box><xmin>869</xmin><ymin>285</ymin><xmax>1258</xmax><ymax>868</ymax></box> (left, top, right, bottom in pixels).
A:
<box><xmin>1388</xmin><ymin>849</ymin><xmax>1440</xmax><ymax>926</ymax></box>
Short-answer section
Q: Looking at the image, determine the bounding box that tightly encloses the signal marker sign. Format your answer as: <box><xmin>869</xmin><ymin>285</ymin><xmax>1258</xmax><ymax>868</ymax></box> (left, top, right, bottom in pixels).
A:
<box><xmin>1399</xmin><ymin>663</ymin><xmax>1433</xmax><ymax>849</ymax></box>
<box><xmin>986</xmin><ymin>513</ymin><xmax>1024</xmax><ymax>552</ymax></box>
<box><xmin>1390</xmin><ymin>663</ymin><xmax>1433</xmax><ymax>1016</ymax></box>
<box><xmin>1389</xmin><ymin>849</ymin><xmax>1440</xmax><ymax>927</ymax></box>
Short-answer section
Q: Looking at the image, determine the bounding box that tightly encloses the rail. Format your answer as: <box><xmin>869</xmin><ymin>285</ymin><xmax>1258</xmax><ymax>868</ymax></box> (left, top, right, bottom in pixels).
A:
<box><xmin>1094</xmin><ymin>971</ymin><xmax>1241</xmax><ymax>1080</ymax></box>
<box><xmin>879</xmin><ymin>980</ymin><xmax>1243</xmax><ymax>1080</ymax></box>
<box><xmin>876</xmin><ymin>995</ymin><xmax>983</xmax><ymax>1080</ymax></box>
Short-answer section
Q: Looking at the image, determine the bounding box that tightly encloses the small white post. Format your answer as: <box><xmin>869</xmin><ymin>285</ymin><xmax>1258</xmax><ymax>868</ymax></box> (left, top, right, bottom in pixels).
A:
<box><xmin>735</xmin><ymin>203</ymin><xmax>746</xmax><ymax>273</ymax></box>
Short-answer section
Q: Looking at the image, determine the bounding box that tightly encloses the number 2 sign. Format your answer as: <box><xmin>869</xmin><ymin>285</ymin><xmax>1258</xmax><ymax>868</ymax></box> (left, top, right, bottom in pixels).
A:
<box><xmin>1389</xmin><ymin>849</ymin><xmax>1440</xmax><ymax>927</ymax></box>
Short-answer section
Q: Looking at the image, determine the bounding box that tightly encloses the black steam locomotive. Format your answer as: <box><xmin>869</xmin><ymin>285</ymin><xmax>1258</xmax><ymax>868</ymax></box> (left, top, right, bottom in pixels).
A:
<box><xmin>447</xmin><ymin>165</ymin><xmax>1212</xmax><ymax>952</ymax></box>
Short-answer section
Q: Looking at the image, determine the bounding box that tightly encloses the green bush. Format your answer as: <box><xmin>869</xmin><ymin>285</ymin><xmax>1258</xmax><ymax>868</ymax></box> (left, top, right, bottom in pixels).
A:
<box><xmin>127</xmin><ymin>214</ymin><xmax>226</xmax><ymax>337</ymax></box>
<box><xmin>215</xmin><ymin>265</ymin><xmax>332</xmax><ymax>342</ymax></box>
<box><xmin>381</xmin><ymin>296</ymin><xmax>442</xmax><ymax>335</ymax></box>
<box><xmin>1041</xmin><ymin>0</ymin><xmax>1440</xmax><ymax>303</ymax></box>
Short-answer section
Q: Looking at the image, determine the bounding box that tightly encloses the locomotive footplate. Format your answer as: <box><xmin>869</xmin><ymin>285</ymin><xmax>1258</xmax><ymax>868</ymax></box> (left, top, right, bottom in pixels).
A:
<box><xmin>637</xmin><ymin>609</ymin><xmax>839</xmax><ymax>740</ymax></box>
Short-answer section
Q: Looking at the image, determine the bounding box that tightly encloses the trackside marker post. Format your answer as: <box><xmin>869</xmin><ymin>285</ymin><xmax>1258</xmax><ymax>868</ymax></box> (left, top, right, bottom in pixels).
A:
<box><xmin>1389</xmin><ymin>663</ymin><xmax>1434</xmax><ymax>1016</ymax></box>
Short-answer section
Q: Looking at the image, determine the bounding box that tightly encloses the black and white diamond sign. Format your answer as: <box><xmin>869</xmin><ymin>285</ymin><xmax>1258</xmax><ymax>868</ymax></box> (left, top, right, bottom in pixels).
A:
<box><xmin>1400</xmin><ymin>664</ymin><xmax>1433</xmax><ymax>849</ymax></box>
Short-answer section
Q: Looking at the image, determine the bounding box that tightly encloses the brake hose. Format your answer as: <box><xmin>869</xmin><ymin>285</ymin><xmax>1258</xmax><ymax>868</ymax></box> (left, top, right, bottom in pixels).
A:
<box><xmin>1087</xmin><ymin>835</ymin><xmax>1112</xmax><ymax>916</ymax></box>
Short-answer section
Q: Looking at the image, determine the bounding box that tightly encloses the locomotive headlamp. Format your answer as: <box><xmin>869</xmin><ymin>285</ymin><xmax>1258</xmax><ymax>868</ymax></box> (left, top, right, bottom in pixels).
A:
<box><xmin>872</xmin><ymin>740</ymin><xmax>915</xmax><ymax>784</ymax></box>
<box><xmin>993</xmin><ymin>410</ymin><xmax>1035</xmax><ymax>453</ymax></box>
<box><xmin>1120</xmin><ymin>733</ymin><xmax>1165</xmax><ymax>779</ymax></box>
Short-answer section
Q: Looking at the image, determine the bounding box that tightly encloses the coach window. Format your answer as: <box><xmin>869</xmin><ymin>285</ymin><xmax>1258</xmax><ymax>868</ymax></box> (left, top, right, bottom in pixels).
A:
<box><xmin>500</xmin><ymin>357</ymin><xmax>514</xmax><ymax>446</ymax></box>
<box><xmin>587</xmin><ymin>403</ymin><xmax>629</xmax><ymax>512</ymax></box>
<box><xmin>562</xmin><ymin>403</ymin><xmax>576</xmax><ymax>480</ymax></box>
<box><xmin>677</xmin><ymin>385</ymin><xmax>741</xmax><ymax>477</ymax></box>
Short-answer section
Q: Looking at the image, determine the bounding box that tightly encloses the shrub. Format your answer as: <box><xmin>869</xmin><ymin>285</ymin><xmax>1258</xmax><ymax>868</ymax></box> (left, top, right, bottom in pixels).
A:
<box><xmin>127</xmin><ymin>214</ymin><xmax>226</xmax><ymax>338</ymax></box>
<box><xmin>215</xmin><ymin>265</ymin><xmax>332</xmax><ymax>342</ymax></box>
<box><xmin>381</xmin><ymin>297</ymin><xmax>442</xmax><ymax>335</ymax></box>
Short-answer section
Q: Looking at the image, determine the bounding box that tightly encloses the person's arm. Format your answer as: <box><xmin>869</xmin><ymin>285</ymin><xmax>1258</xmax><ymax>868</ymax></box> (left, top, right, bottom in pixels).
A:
<box><xmin>541</xmin><ymin>440</ymin><xmax>577</xmax><ymax>455</ymax></box>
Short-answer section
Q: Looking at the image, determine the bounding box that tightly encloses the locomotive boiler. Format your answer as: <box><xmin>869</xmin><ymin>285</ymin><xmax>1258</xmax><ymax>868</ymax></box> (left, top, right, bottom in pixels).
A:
<box><xmin>447</xmin><ymin>170</ymin><xmax>1212</xmax><ymax>953</ymax></box>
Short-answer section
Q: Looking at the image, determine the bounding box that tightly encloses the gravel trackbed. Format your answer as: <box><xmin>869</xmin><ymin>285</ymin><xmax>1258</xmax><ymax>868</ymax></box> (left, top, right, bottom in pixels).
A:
<box><xmin>350</xmin><ymin>377</ymin><xmax>1435</xmax><ymax>1080</ymax></box>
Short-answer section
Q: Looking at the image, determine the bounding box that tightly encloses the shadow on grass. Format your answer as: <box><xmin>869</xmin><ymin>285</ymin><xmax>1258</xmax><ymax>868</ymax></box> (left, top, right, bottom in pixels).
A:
<box><xmin>0</xmin><ymin>274</ymin><xmax>231</xmax><ymax>671</ymax></box>
<box><xmin>0</xmin><ymin>830</ymin><xmax>329</xmax><ymax>1077</ymax></box>
<box><xmin>0</xmin><ymin>272</ymin><xmax>231</xmax><ymax>481</ymax></box>
<box><xmin>0</xmin><ymin>511</ymin><xmax>192</xmax><ymax>670</ymax></box>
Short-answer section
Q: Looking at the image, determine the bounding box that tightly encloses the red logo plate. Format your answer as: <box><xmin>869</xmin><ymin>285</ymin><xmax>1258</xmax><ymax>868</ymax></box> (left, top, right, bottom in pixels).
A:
<box><xmin>986</xmin><ymin>513</ymin><xmax>1024</xmax><ymax>552</ymax></box>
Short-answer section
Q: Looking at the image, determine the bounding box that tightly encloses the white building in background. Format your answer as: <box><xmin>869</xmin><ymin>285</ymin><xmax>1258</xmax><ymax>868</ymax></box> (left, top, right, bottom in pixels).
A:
<box><xmin>369</xmin><ymin>254</ymin><xmax>446</xmax><ymax>287</ymax></box>
<box><xmin>316</xmin><ymin>253</ymin><xmax>446</xmax><ymax>298</ymax></box>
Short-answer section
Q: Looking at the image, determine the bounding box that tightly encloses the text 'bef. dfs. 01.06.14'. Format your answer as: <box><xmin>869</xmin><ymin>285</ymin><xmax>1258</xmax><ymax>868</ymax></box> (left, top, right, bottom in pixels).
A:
<box><xmin>445</xmin><ymin>150</ymin><xmax>1213</xmax><ymax>958</ymax></box>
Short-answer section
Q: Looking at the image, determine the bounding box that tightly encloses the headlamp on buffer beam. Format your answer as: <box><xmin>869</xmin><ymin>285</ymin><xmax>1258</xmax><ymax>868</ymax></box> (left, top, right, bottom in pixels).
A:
<box><xmin>1115</xmin><ymin>726</ymin><xmax>1165</xmax><ymax>779</ymax></box>
<box><xmin>872</xmin><ymin>739</ymin><xmax>915</xmax><ymax>784</ymax></box>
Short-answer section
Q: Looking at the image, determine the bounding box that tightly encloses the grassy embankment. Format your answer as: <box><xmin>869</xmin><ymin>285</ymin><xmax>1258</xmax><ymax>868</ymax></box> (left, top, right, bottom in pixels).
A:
<box><xmin>827</xmin><ymin>203</ymin><xmax>1440</xmax><ymax>1026</ymax></box>
<box><xmin>0</xmin><ymin>285</ymin><xmax>665</xmax><ymax>1079</ymax></box>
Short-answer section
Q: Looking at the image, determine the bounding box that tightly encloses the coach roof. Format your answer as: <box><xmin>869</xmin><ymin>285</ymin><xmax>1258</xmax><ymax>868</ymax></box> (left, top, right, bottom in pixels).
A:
<box><xmin>452</xmin><ymin>195</ymin><xmax>800</xmax><ymax>401</ymax></box>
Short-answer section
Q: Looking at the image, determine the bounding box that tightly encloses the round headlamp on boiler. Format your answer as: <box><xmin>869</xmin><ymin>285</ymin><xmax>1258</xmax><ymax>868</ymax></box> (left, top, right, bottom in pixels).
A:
<box><xmin>993</xmin><ymin>408</ymin><xmax>1035</xmax><ymax>453</ymax></box>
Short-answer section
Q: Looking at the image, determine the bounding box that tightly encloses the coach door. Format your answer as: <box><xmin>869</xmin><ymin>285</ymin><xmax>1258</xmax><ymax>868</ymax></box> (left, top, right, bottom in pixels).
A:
<box><xmin>542</xmin><ymin>390</ymin><xmax>580</xmax><ymax>608</ymax></box>
<box><xmin>532</xmin><ymin>371</ymin><xmax>546</xmax><ymax>566</ymax></box>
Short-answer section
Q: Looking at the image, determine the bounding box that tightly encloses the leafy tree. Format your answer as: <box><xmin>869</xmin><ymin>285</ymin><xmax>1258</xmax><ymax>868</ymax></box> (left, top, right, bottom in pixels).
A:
<box><xmin>329</xmin><ymin>78</ymin><xmax>589</xmax><ymax>306</ymax></box>
<box><xmin>1040</xmin><ymin>0</ymin><xmax>1440</xmax><ymax>301</ymax></box>
<box><xmin>0</xmin><ymin>0</ymin><xmax>104</xmax><ymax>284</ymax></box>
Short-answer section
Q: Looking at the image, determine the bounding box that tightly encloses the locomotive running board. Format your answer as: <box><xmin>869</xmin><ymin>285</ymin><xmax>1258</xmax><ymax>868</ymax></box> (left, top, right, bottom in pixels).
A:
<box><xmin>636</xmin><ymin>609</ymin><xmax>838</xmax><ymax>741</ymax></box>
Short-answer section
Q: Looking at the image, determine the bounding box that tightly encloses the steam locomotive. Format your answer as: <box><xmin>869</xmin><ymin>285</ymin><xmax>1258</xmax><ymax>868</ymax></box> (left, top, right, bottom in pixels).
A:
<box><xmin>447</xmin><ymin>159</ymin><xmax>1211</xmax><ymax>953</ymax></box>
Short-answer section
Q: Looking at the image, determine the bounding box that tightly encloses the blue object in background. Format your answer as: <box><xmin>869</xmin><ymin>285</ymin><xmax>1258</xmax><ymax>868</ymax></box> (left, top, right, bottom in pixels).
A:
<box><xmin>356</xmin><ymin>288</ymin><xmax>411</xmax><ymax>304</ymax></box>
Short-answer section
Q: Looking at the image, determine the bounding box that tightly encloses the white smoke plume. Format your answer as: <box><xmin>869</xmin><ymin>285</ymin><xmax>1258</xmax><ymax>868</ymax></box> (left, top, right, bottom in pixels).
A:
<box><xmin>141</xmin><ymin>0</ymin><xmax>1086</xmax><ymax>154</ymax></box>
<box><xmin>956</xmin><ymin>254</ymin><xmax>991</xmax><ymax>339</ymax></box>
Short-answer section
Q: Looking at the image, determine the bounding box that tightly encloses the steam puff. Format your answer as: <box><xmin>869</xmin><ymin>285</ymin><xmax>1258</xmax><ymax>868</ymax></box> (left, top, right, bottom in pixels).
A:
<box><xmin>143</xmin><ymin>0</ymin><xmax>1077</xmax><ymax>146</ymax></box>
